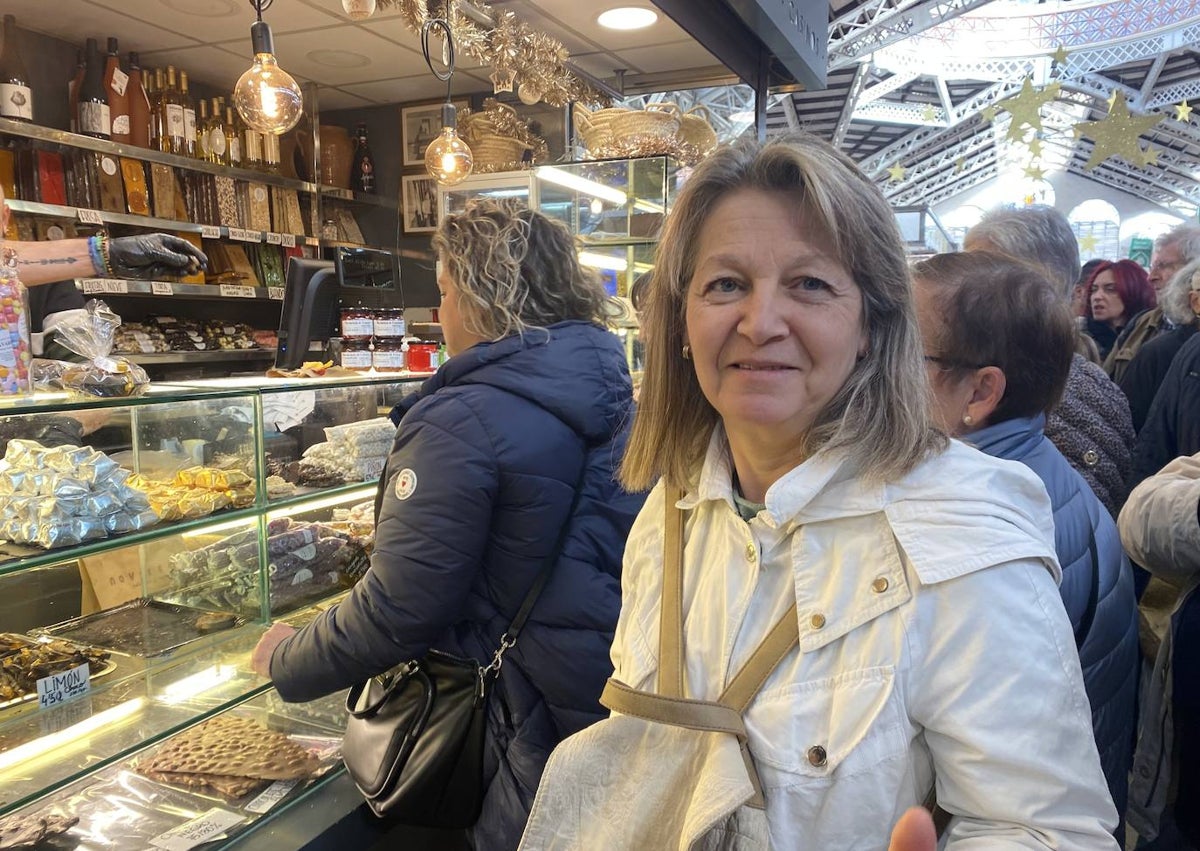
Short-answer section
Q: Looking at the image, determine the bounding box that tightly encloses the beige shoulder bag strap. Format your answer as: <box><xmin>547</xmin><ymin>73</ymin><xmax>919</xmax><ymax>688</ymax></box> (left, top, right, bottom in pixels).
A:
<box><xmin>602</xmin><ymin>490</ymin><xmax>800</xmax><ymax>809</ymax></box>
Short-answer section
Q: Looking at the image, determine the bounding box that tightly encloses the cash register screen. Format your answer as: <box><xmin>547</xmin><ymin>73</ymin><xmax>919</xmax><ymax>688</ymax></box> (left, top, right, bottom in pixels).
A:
<box><xmin>336</xmin><ymin>247</ymin><xmax>399</xmax><ymax>289</ymax></box>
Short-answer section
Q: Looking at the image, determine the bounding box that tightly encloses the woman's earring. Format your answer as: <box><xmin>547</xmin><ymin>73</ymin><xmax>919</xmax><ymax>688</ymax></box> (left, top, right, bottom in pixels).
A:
<box><xmin>682</xmin><ymin>344</ymin><xmax>691</xmax><ymax>360</ymax></box>
<box><xmin>962</xmin><ymin>414</ymin><xmax>974</xmax><ymax>427</ymax></box>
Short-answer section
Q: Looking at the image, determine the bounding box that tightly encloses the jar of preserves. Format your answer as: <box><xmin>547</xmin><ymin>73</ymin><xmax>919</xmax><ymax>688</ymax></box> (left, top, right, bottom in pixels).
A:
<box><xmin>405</xmin><ymin>340</ymin><xmax>439</xmax><ymax>372</ymax></box>
<box><xmin>340</xmin><ymin>305</ymin><xmax>373</xmax><ymax>339</ymax></box>
<box><xmin>372</xmin><ymin>338</ymin><xmax>405</xmax><ymax>372</ymax></box>
<box><xmin>373</xmin><ymin>307</ymin><xmax>406</xmax><ymax>339</ymax></box>
<box><xmin>340</xmin><ymin>337</ymin><xmax>373</xmax><ymax>370</ymax></box>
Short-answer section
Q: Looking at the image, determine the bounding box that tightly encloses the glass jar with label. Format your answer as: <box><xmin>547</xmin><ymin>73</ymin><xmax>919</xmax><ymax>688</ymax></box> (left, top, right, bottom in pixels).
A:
<box><xmin>340</xmin><ymin>306</ymin><xmax>374</xmax><ymax>340</ymax></box>
<box><xmin>373</xmin><ymin>307</ymin><xmax>406</xmax><ymax>340</ymax></box>
<box><xmin>340</xmin><ymin>338</ymin><xmax>373</xmax><ymax>371</ymax></box>
<box><xmin>372</xmin><ymin>338</ymin><xmax>405</xmax><ymax>372</ymax></box>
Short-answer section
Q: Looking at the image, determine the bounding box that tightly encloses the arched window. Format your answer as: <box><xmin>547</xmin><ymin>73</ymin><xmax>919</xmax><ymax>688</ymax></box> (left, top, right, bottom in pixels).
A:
<box><xmin>1068</xmin><ymin>199</ymin><xmax>1120</xmax><ymax>261</ymax></box>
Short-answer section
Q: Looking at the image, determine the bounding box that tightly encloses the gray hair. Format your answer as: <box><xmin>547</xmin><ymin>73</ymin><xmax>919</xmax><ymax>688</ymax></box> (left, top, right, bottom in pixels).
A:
<box><xmin>1156</xmin><ymin>223</ymin><xmax>1200</xmax><ymax>264</ymax></box>
<box><xmin>964</xmin><ymin>205</ymin><xmax>1080</xmax><ymax>299</ymax></box>
<box><xmin>621</xmin><ymin>132</ymin><xmax>945</xmax><ymax>492</ymax></box>
<box><xmin>1161</xmin><ymin>257</ymin><xmax>1200</xmax><ymax>325</ymax></box>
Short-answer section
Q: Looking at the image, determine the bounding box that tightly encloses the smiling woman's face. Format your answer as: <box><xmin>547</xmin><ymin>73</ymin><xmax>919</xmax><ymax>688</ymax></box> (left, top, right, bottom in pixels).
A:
<box><xmin>684</xmin><ymin>188</ymin><xmax>867</xmax><ymax>454</ymax></box>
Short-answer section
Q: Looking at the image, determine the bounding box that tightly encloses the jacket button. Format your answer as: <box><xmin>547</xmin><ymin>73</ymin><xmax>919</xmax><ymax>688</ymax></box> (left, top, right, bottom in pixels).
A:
<box><xmin>745</xmin><ymin>542</ymin><xmax>756</xmax><ymax>561</ymax></box>
<box><xmin>871</xmin><ymin>576</ymin><xmax>889</xmax><ymax>593</ymax></box>
<box><xmin>1083</xmin><ymin>449</ymin><xmax>1099</xmax><ymax>466</ymax></box>
<box><xmin>807</xmin><ymin>745</ymin><xmax>827</xmax><ymax>767</ymax></box>
<box><xmin>810</xmin><ymin>613</ymin><xmax>826</xmax><ymax>629</ymax></box>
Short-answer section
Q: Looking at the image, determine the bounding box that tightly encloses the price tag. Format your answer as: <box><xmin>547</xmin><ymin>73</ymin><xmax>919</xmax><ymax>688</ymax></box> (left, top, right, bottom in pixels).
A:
<box><xmin>229</xmin><ymin>228</ymin><xmax>258</xmax><ymax>243</ymax></box>
<box><xmin>200</xmin><ymin>225</ymin><xmax>221</xmax><ymax>240</ymax></box>
<box><xmin>150</xmin><ymin>809</ymin><xmax>244</xmax><ymax>851</ymax></box>
<box><xmin>81</xmin><ymin>278</ymin><xmax>128</xmax><ymax>295</ymax></box>
<box><xmin>245</xmin><ymin>779</ymin><xmax>299</xmax><ymax>814</ymax></box>
<box><xmin>37</xmin><ymin>662</ymin><xmax>91</xmax><ymax>709</ymax></box>
<box><xmin>265</xmin><ymin>232</ymin><xmax>282</xmax><ymax>245</ymax></box>
<box><xmin>267</xmin><ymin>286</ymin><xmax>285</xmax><ymax>301</ymax></box>
<box><xmin>77</xmin><ymin>208</ymin><xmax>104</xmax><ymax>225</ymax></box>
<box><xmin>280</xmin><ymin>233</ymin><xmax>296</xmax><ymax>248</ymax></box>
<box><xmin>151</xmin><ymin>281</ymin><xmax>174</xmax><ymax>296</ymax></box>
<box><xmin>219</xmin><ymin>284</ymin><xmax>256</xmax><ymax>299</ymax></box>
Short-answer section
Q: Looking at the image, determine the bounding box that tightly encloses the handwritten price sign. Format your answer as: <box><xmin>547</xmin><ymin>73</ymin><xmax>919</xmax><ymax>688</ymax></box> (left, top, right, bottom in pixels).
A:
<box><xmin>37</xmin><ymin>662</ymin><xmax>91</xmax><ymax>709</ymax></box>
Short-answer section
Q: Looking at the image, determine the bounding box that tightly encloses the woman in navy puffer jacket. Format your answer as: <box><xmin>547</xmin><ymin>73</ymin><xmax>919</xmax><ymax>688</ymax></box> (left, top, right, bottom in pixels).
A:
<box><xmin>913</xmin><ymin>251</ymin><xmax>1138</xmax><ymax>822</ymax></box>
<box><xmin>252</xmin><ymin>200</ymin><xmax>645</xmax><ymax>849</ymax></box>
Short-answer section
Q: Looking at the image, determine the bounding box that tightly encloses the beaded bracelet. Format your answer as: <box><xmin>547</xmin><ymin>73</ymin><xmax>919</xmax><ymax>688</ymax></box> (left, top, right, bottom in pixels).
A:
<box><xmin>87</xmin><ymin>234</ymin><xmax>104</xmax><ymax>275</ymax></box>
<box><xmin>98</xmin><ymin>233</ymin><xmax>115</xmax><ymax>276</ymax></box>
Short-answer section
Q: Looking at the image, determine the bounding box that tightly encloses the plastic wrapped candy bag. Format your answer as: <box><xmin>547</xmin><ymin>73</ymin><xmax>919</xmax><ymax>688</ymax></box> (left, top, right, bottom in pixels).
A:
<box><xmin>0</xmin><ymin>253</ymin><xmax>32</xmax><ymax>397</ymax></box>
<box><xmin>31</xmin><ymin>300</ymin><xmax>149</xmax><ymax>398</ymax></box>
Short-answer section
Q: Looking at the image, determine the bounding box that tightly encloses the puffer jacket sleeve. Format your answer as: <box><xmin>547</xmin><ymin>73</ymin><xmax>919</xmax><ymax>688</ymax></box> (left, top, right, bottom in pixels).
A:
<box><xmin>270</xmin><ymin>393</ymin><xmax>499</xmax><ymax>702</ymax></box>
<box><xmin>1119</xmin><ymin>452</ymin><xmax>1200</xmax><ymax>583</ymax></box>
<box><xmin>909</xmin><ymin>558</ymin><xmax>1120</xmax><ymax>848</ymax></box>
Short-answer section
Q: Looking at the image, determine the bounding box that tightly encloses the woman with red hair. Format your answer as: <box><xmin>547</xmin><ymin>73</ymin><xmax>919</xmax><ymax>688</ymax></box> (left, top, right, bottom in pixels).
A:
<box><xmin>1086</xmin><ymin>259</ymin><xmax>1156</xmax><ymax>361</ymax></box>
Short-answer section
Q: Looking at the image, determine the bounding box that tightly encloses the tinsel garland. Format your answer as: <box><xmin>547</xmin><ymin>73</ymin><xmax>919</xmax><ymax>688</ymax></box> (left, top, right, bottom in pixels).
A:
<box><xmin>375</xmin><ymin>0</ymin><xmax>609</xmax><ymax>107</ymax></box>
<box><xmin>458</xmin><ymin>97</ymin><xmax>550</xmax><ymax>168</ymax></box>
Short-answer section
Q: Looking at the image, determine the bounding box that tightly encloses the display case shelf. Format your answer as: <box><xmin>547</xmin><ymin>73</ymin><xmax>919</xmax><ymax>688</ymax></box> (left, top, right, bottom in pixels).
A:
<box><xmin>125</xmin><ymin>349</ymin><xmax>278</xmax><ymax>365</ymax></box>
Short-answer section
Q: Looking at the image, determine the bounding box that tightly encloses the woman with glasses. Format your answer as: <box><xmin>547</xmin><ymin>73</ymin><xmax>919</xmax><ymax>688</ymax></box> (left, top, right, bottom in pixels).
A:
<box><xmin>913</xmin><ymin>250</ymin><xmax>1138</xmax><ymax>829</ymax></box>
<box><xmin>1083</xmin><ymin>260</ymin><xmax>1156</xmax><ymax>362</ymax></box>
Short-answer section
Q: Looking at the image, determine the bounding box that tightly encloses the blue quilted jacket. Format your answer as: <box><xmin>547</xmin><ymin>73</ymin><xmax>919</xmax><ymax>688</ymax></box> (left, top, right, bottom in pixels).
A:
<box><xmin>270</xmin><ymin>321</ymin><xmax>645</xmax><ymax>849</ymax></box>
<box><xmin>971</xmin><ymin>414</ymin><xmax>1138</xmax><ymax>818</ymax></box>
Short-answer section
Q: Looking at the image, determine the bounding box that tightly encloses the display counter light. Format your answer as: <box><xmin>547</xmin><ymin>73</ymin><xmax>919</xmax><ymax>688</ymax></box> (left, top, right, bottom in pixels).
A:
<box><xmin>0</xmin><ymin>697</ymin><xmax>145</xmax><ymax>773</ymax></box>
<box><xmin>537</xmin><ymin>167</ymin><xmax>628</xmax><ymax>206</ymax></box>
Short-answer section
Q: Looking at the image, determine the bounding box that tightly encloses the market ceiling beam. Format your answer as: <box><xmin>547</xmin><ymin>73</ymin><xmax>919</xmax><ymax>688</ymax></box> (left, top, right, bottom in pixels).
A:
<box><xmin>831</xmin><ymin>66</ymin><xmax>869</xmax><ymax>147</ymax></box>
<box><xmin>1137</xmin><ymin>53</ymin><xmax>1170</xmax><ymax>109</ymax></box>
<box><xmin>827</xmin><ymin>0</ymin><xmax>992</xmax><ymax>72</ymax></box>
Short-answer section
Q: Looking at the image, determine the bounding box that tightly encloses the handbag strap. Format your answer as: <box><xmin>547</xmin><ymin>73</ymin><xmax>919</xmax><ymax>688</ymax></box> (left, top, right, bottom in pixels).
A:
<box><xmin>484</xmin><ymin>459</ymin><xmax>589</xmax><ymax>675</ymax></box>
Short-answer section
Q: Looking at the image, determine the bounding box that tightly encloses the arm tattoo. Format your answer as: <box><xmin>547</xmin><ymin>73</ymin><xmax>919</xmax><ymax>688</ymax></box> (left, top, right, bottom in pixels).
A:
<box><xmin>18</xmin><ymin>255</ymin><xmax>83</xmax><ymax>266</ymax></box>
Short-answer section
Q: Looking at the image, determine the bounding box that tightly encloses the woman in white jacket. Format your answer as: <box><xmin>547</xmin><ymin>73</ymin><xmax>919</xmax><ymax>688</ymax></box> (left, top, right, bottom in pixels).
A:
<box><xmin>520</xmin><ymin>134</ymin><xmax>1118</xmax><ymax>850</ymax></box>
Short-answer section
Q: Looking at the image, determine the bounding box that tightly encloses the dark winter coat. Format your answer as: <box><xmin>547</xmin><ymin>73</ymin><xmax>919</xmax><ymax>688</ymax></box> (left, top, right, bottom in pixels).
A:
<box><xmin>1132</xmin><ymin>331</ymin><xmax>1200</xmax><ymax>486</ymax></box>
<box><xmin>1119</xmin><ymin>323</ymin><xmax>1198</xmax><ymax>433</ymax></box>
<box><xmin>270</xmin><ymin>321</ymin><xmax>645</xmax><ymax>849</ymax></box>
<box><xmin>971</xmin><ymin>414</ymin><xmax>1138</xmax><ymax>820</ymax></box>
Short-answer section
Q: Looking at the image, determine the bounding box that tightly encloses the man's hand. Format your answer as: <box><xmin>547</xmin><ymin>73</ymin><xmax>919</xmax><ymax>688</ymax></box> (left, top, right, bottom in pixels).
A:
<box><xmin>108</xmin><ymin>234</ymin><xmax>207</xmax><ymax>279</ymax></box>
<box><xmin>889</xmin><ymin>807</ymin><xmax>937</xmax><ymax>851</ymax></box>
<box><xmin>251</xmin><ymin>622</ymin><xmax>297</xmax><ymax>679</ymax></box>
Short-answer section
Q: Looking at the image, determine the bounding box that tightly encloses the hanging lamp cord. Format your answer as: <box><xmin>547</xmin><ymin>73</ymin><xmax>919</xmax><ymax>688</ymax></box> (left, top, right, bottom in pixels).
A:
<box><xmin>249</xmin><ymin>0</ymin><xmax>272</xmax><ymax>22</ymax></box>
<box><xmin>421</xmin><ymin>18</ymin><xmax>456</xmax><ymax>102</ymax></box>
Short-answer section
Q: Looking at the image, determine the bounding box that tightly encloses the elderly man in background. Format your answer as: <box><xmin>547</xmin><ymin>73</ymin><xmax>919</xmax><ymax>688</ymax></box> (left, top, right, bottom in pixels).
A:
<box><xmin>1106</xmin><ymin>223</ymin><xmax>1200</xmax><ymax>383</ymax></box>
<box><xmin>964</xmin><ymin>205</ymin><xmax>1135</xmax><ymax>517</ymax></box>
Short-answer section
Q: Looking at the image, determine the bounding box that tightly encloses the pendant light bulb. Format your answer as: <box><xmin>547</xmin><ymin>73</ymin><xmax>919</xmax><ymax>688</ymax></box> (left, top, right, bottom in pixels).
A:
<box><xmin>342</xmin><ymin>0</ymin><xmax>377</xmax><ymax>20</ymax></box>
<box><xmin>425</xmin><ymin>102</ymin><xmax>473</xmax><ymax>186</ymax></box>
<box><xmin>234</xmin><ymin>20</ymin><xmax>303</xmax><ymax>135</ymax></box>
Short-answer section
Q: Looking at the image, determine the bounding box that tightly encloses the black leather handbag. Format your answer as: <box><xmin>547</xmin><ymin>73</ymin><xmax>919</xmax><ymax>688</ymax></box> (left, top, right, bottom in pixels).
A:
<box><xmin>342</xmin><ymin>471</ymin><xmax>585</xmax><ymax>827</ymax></box>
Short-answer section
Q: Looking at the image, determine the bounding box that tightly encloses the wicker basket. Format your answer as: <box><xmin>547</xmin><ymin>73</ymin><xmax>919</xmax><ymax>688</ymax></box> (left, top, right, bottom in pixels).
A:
<box><xmin>678</xmin><ymin>105</ymin><xmax>717</xmax><ymax>156</ymax></box>
<box><xmin>470</xmin><ymin>135</ymin><xmax>529</xmax><ymax>170</ymax></box>
<box><xmin>574</xmin><ymin>103</ymin><xmax>631</xmax><ymax>153</ymax></box>
<box><xmin>609</xmin><ymin>103</ymin><xmax>681</xmax><ymax>145</ymax></box>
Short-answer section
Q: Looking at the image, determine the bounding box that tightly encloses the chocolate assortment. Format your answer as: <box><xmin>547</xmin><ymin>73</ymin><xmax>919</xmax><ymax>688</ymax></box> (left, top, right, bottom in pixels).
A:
<box><xmin>0</xmin><ymin>633</ymin><xmax>110</xmax><ymax>704</ymax></box>
<box><xmin>280</xmin><ymin>417</ymin><xmax>395</xmax><ymax>488</ymax></box>
<box><xmin>113</xmin><ymin>316</ymin><xmax>262</xmax><ymax>355</ymax></box>
<box><xmin>0</xmin><ymin>440</ymin><xmax>158</xmax><ymax>549</ymax></box>
<box><xmin>42</xmin><ymin>599</ymin><xmax>246</xmax><ymax>658</ymax></box>
<box><xmin>126</xmin><ymin>465</ymin><xmax>254</xmax><ymax>522</ymax></box>
<box><xmin>0</xmin><ymin>812</ymin><xmax>78</xmax><ymax>850</ymax></box>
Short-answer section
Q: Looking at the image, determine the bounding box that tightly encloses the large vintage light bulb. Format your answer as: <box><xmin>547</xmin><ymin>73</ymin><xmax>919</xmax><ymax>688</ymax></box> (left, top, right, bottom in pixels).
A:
<box><xmin>425</xmin><ymin>102</ymin><xmax>473</xmax><ymax>185</ymax></box>
<box><xmin>234</xmin><ymin>21</ymin><xmax>303</xmax><ymax>135</ymax></box>
<box><xmin>342</xmin><ymin>0</ymin><xmax>377</xmax><ymax>19</ymax></box>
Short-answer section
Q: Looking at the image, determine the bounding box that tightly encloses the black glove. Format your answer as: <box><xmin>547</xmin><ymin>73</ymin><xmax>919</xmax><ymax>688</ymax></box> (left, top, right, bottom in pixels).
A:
<box><xmin>107</xmin><ymin>234</ymin><xmax>208</xmax><ymax>279</ymax></box>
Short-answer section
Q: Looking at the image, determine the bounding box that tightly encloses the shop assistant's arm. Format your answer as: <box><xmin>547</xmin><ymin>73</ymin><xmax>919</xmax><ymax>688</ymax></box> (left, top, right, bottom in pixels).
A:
<box><xmin>6</xmin><ymin>234</ymin><xmax>207</xmax><ymax>287</ymax></box>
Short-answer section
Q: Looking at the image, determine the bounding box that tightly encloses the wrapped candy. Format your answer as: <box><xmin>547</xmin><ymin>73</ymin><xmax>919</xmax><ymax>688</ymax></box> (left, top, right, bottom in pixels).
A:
<box><xmin>0</xmin><ymin>256</ymin><xmax>32</xmax><ymax>397</ymax></box>
<box><xmin>29</xmin><ymin>301</ymin><xmax>149</xmax><ymax>398</ymax></box>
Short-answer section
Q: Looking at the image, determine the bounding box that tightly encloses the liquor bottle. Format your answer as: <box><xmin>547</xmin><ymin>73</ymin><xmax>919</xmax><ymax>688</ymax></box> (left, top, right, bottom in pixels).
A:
<box><xmin>196</xmin><ymin>97</ymin><xmax>209</xmax><ymax>161</ymax></box>
<box><xmin>78</xmin><ymin>38</ymin><xmax>111</xmax><ymax>139</ymax></box>
<box><xmin>148</xmin><ymin>68</ymin><xmax>163</xmax><ymax>149</ymax></box>
<box><xmin>243</xmin><ymin>117</ymin><xmax>263</xmax><ymax>170</ymax></box>
<box><xmin>0</xmin><ymin>16</ymin><xmax>33</xmax><ymax>122</ymax></box>
<box><xmin>161</xmin><ymin>65</ymin><xmax>184</xmax><ymax>154</ymax></box>
<box><xmin>207</xmin><ymin>97</ymin><xmax>227</xmax><ymax>164</ymax></box>
<box><xmin>179</xmin><ymin>71</ymin><xmax>197</xmax><ymax>158</ymax></box>
<box><xmin>351</xmin><ymin>122</ymin><xmax>375</xmax><ymax>194</ymax></box>
<box><xmin>103</xmin><ymin>37</ymin><xmax>130</xmax><ymax>144</ymax></box>
<box><xmin>263</xmin><ymin>130</ymin><xmax>280</xmax><ymax>173</ymax></box>
<box><xmin>67</xmin><ymin>48</ymin><xmax>84</xmax><ymax>133</ymax></box>
<box><xmin>127</xmin><ymin>52</ymin><xmax>151</xmax><ymax>148</ymax></box>
<box><xmin>225</xmin><ymin>106</ymin><xmax>242</xmax><ymax>168</ymax></box>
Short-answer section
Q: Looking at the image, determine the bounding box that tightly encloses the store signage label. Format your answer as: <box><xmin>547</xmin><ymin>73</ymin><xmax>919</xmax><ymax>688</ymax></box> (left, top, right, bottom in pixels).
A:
<box><xmin>77</xmin><ymin>208</ymin><xmax>104</xmax><ymax>225</ymax></box>
<box><xmin>219</xmin><ymin>284</ymin><xmax>257</xmax><ymax>299</ymax></box>
<box><xmin>200</xmin><ymin>225</ymin><xmax>221</xmax><ymax>240</ymax></box>
<box><xmin>229</xmin><ymin>228</ymin><xmax>258</xmax><ymax>243</ymax></box>
<box><xmin>267</xmin><ymin>287</ymin><xmax>285</xmax><ymax>301</ymax></box>
<box><xmin>280</xmin><ymin>233</ymin><xmax>296</xmax><ymax>248</ymax></box>
<box><xmin>245</xmin><ymin>779</ymin><xmax>299</xmax><ymax>814</ymax></box>
<box><xmin>150</xmin><ymin>808</ymin><xmax>244</xmax><ymax>851</ymax></box>
<box><xmin>37</xmin><ymin>662</ymin><xmax>90</xmax><ymax>709</ymax></box>
<box><xmin>266</xmin><ymin>232</ymin><xmax>282</xmax><ymax>245</ymax></box>
<box><xmin>81</xmin><ymin>278</ymin><xmax>128</xmax><ymax>295</ymax></box>
<box><xmin>151</xmin><ymin>282</ymin><xmax>174</xmax><ymax>296</ymax></box>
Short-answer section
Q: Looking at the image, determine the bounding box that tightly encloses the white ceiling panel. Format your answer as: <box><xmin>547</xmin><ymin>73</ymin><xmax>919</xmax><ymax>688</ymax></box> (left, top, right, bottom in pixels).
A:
<box><xmin>584</xmin><ymin>41</ymin><xmax>722</xmax><ymax>76</ymax></box>
<box><xmin>135</xmin><ymin>44</ymin><xmax>262</xmax><ymax>90</ymax></box>
<box><xmin>6</xmin><ymin>0</ymin><xmax>200</xmax><ymax>51</ymax></box>
<box><xmin>270</xmin><ymin>25</ymin><xmax>418</xmax><ymax>86</ymax></box>
<box><xmin>340</xmin><ymin>72</ymin><xmax>492</xmax><ymax>104</ymax></box>
<box><xmin>124</xmin><ymin>0</ymin><xmax>341</xmax><ymax>43</ymax></box>
<box><xmin>356</xmin><ymin>18</ymin><xmax>489</xmax><ymax>71</ymax></box>
<box><xmin>524</xmin><ymin>1</ymin><xmax>698</xmax><ymax>52</ymax></box>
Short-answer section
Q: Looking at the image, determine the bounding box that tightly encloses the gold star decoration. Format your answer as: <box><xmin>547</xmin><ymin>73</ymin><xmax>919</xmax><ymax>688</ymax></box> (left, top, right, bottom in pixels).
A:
<box><xmin>955</xmin><ymin>157</ymin><xmax>966</xmax><ymax>174</ymax></box>
<box><xmin>887</xmin><ymin>164</ymin><xmax>907</xmax><ymax>182</ymax></box>
<box><xmin>980</xmin><ymin>106</ymin><xmax>996</xmax><ymax>125</ymax></box>
<box><xmin>996</xmin><ymin>77</ymin><xmax>1062</xmax><ymax>142</ymax></box>
<box><xmin>1140</xmin><ymin>146</ymin><xmax>1161</xmax><ymax>167</ymax></box>
<box><xmin>921</xmin><ymin>104</ymin><xmax>938</xmax><ymax>121</ymax></box>
<box><xmin>1024</xmin><ymin>163</ymin><xmax>1046</xmax><ymax>181</ymax></box>
<box><xmin>1074</xmin><ymin>90</ymin><xmax>1165</xmax><ymax>169</ymax></box>
<box><xmin>1052</xmin><ymin>45</ymin><xmax>1069</xmax><ymax>66</ymax></box>
<box><xmin>1176</xmin><ymin>100</ymin><xmax>1194</xmax><ymax>122</ymax></box>
<box><xmin>1079</xmin><ymin>234</ymin><xmax>1099</xmax><ymax>253</ymax></box>
<box><xmin>1107</xmin><ymin>90</ymin><xmax>1119</xmax><ymax>108</ymax></box>
<box><xmin>1027</xmin><ymin>137</ymin><xmax>1044</xmax><ymax>157</ymax></box>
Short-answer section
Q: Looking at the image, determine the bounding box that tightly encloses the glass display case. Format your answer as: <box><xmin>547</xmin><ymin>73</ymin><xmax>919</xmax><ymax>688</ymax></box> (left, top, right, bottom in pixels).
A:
<box><xmin>0</xmin><ymin>374</ymin><xmax>419</xmax><ymax>845</ymax></box>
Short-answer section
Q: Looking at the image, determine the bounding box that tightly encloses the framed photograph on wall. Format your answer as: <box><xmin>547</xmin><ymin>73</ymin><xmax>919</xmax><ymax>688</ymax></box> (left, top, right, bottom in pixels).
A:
<box><xmin>401</xmin><ymin>100</ymin><xmax>468</xmax><ymax>167</ymax></box>
<box><xmin>402</xmin><ymin>174</ymin><xmax>439</xmax><ymax>233</ymax></box>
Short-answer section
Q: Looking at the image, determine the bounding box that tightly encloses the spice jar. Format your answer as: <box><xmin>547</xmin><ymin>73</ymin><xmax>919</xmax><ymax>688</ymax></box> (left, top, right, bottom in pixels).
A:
<box><xmin>372</xmin><ymin>337</ymin><xmax>405</xmax><ymax>372</ymax></box>
<box><xmin>340</xmin><ymin>305</ymin><xmax>373</xmax><ymax>339</ymax></box>
<box><xmin>373</xmin><ymin>307</ymin><xmax>406</xmax><ymax>339</ymax></box>
<box><xmin>340</xmin><ymin>338</ymin><xmax>373</xmax><ymax>371</ymax></box>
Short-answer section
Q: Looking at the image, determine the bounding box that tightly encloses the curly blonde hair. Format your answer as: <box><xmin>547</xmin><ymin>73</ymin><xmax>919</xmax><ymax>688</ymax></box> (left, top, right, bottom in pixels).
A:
<box><xmin>432</xmin><ymin>198</ymin><xmax>609</xmax><ymax>340</ymax></box>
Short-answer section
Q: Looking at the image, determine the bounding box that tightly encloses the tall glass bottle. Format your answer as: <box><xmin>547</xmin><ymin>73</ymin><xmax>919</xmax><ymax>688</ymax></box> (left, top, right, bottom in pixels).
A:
<box><xmin>243</xmin><ymin>117</ymin><xmax>263</xmax><ymax>171</ymax></box>
<box><xmin>148</xmin><ymin>68</ymin><xmax>163</xmax><ymax>149</ymax></box>
<box><xmin>127</xmin><ymin>52</ymin><xmax>151</xmax><ymax>148</ymax></box>
<box><xmin>0</xmin><ymin>15</ymin><xmax>33</xmax><ymax>122</ymax></box>
<box><xmin>67</xmin><ymin>48</ymin><xmax>84</xmax><ymax>133</ymax></box>
<box><xmin>207</xmin><ymin>97</ymin><xmax>227</xmax><ymax>164</ymax></box>
<box><xmin>103</xmin><ymin>37</ymin><xmax>130</xmax><ymax>144</ymax></box>
<box><xmin>196</xmin><ymin>97</ymin><xmax>210</xmax><ymax>161</ymax></box>
<box><xmin>225</xmin><ymin>106</ymin><xmax>242</xmax><ymax>168</ymax></box>
<box><xmin>78</xmin><ymin>38</ymin><xmax>110</xmax><ymax>140</ymax></box>
<box><xmin>179</xmin><ymin>71</ymin><xmax>197</xmax><ymax>158</ymax></box>
<box><xmin>263</xmin><ymin>130</ymin><xmax>280</xmax><ymax>173</ymax></box>
<box><xmin>161</xmin><ymin>66</ymin><xmax>184</xmax><ymax>154</ymax></box>
<box><xmin>351</xmin><ymin>122</ymin><xmax>375</xmax><ymax>193</ymax></box>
